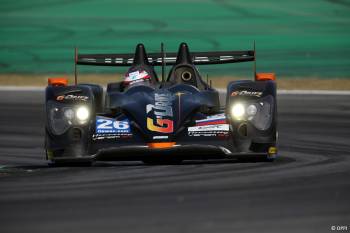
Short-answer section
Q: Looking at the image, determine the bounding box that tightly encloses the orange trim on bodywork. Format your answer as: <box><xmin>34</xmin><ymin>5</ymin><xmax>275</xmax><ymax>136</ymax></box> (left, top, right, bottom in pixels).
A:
<box><xmin>48</xmin><ymin>78</ymin><xmax>68</xmax><ymax>86</ymax></box>
<box><xmin>255</xmin><ymin>73</ymin><xmax>276</xmax><ymax>81</ymax></box>
<box><xmin>147</xmin><ymin>142</ymin><xmax>176</xmax><ymax>149</ymax></box>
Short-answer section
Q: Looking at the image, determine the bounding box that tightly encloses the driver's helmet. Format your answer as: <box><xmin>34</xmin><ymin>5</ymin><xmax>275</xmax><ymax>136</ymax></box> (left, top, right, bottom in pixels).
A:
<box><xmin>123</xmin><ymin>69</ymin><xmax>151</xmax><ymax>87</ymax></box>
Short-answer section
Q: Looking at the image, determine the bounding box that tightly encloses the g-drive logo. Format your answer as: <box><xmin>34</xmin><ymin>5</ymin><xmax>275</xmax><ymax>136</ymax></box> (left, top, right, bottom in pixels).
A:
<box><xmin>146</xmin><ymin>93</ymin><xmax>174</xmax><ymax>133</ymax></box>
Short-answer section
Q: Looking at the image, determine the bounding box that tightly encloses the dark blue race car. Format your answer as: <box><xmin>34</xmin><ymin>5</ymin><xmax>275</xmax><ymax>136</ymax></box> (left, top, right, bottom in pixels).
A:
<box><xmin>45</xmin><ymin>42</ymin><xmax>277</xmax><ymax>165</ymax></box>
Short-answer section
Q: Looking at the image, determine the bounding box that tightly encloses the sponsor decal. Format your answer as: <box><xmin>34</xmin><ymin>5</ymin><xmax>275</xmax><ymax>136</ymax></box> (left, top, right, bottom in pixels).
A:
<box><xmin>188</xmin><ymin>124</ymin><xmax>229</xmax><ymax>132</ymax></box>
<box><xmin>231</xmin><ymin>90</ymin><xmax>263</xmax><ymax>98</ymax></box>
<box><xmin>195</xmin><ymin>113</ymin><xmax>226</xmax><ymax>126</ymax></box>
<box><xmin>146</xmin><ymin>93</ymin><xmax>174</xmax><ymax>133</ymax></box>
<box><xmin>95</xmin><ymin>116</ymin><xmax>131</xmax><ymax>134</ymax></box>
<box><xmin>124</xmin><ymin>70</ymin><xmax>150</xmax><ymax>83</ymax></box>
<box><xmin>153</xmin><ymin>135</ymin><xmax>169</xmax><ymax>140</ymax></box>
<box><xmin>56</xmin><ymin>94</ymin><xmax>89</xmax><ymax>101</ymax></box>
<box><xmin>188</xmin><ymin>124</ymin><xmax>230</xmax><ymax>137</ymax></box>
<box><xmin>189</xmin><ymin>132</ymin><xmax>229</xmax><ymax>137</ymax></box>
<box><xmin>92</xmin><ymin>133</ymin><xmax>132</xmax><ymax>141</ymax></box>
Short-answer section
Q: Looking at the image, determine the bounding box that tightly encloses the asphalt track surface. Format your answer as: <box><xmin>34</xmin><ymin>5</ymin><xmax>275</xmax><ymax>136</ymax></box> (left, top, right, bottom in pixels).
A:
<box><xmin>0</xmin><ymin>90</ymin><xmax>349</xmax><ymax>233</ymax></box>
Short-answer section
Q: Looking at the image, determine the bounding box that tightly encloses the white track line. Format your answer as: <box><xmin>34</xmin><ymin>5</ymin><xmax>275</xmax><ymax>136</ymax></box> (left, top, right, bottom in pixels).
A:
<box><xmin>0</xmin><ymin>86</ymin><xmax>350</xmax><ymax>95</ymax></box>
<box><xmin>0</xmin><ymin>86</ymin><xmax>44</xmax><ymax>91</ymax></box>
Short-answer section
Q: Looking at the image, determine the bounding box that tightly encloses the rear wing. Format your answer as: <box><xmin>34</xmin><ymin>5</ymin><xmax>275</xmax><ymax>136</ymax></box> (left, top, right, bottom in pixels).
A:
<box><xmin>76</xmin><ymin>50</ymin><xmax>255</xmax><ymax>66</ymax></box>
<box><xmin>72</xmin><ymin>43</ymin><xmax>261</xmax><ymax>85</ymax></box>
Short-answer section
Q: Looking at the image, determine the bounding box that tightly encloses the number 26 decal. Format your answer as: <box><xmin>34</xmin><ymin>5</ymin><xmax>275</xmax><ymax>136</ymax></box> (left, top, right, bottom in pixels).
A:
<box><xmin>97</xmin><ymin>119</ymin><xmax>129</xmax><ymax>130</ymax></box>
<box><xmin>96</xmin><ymin>117</ymin><xmax>130</xmax><ymax>134</ymax></box>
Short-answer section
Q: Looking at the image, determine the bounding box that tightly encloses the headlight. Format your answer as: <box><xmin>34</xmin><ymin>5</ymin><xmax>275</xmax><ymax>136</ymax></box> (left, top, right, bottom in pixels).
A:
<box><xmin>250</xmin><ymin>96</ymin><xmax>274</xmax><ymax>130</ymax></box>
<box><xmin>47</xmin><ymin>101</ymin><xmax>90</xmax><ymax>135</ymax></box>
<box><xmin>76</xmin><ymin>106</ymin><xmax>90</xmax><ymax>122</ymax></box>
<box><xmin>231</xmin><ymin>103</ymin><xmax>245</xmax><ymax>120</ymax></box>
<box><xmin>251</xmin><ymin>101</ymin><xmax>272</xmax><ymax>130</ymax></box>
<box><xmin>48</xmin><ymin>104</ymin><xmax>72</xmax><ymax>135</ymax></box>
<box><xmin>64</xmin><ymin>108</ymin><xmax>75</xmax><ymax>120</ymax></box>
<box><xmin>246</xmin><ymin>104</ymin><xmax>258</xmax><ymax>120</ymax></box>
<box><xmin>229</xmin><ymin>96</ymin><xmax>273</xmax><ymax>129</ymax></box>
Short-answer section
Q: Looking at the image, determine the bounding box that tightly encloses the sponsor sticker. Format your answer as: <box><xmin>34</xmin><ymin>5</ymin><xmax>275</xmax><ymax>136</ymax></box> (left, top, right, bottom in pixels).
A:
<box><xmin>96</xmin><ymin>116</ymin><xmax>130</xmax><ymax>134</ymax></box>
<box><xmin>125</xmin><ymin>70</ymin><xmax>150</xmax><ymax>82</ymax></box>
<box><xmin>92</xmin><ymin>133</ymin><xmax>132</xmax><ymax>141</ymax></box>
<box><xmin>56</xmin><ymin>94</ymin><xmax>89</xmax><ymax>101</ymax></box>
<box><xmin>231</xmin><ymin>90</ymin><xmax>263</xmax><ymax>98</ymax></box>
<box><xmin>195</xmin><ymin>113</ymin><xmax>226</xmax><ymax>126</ymax></box>
<box><xmin>146</xmin><ymin>93</ymin><xmax>174</xmax><ymax>133</ymax></box>
<box><xmin>188</xmin><ymin>124</ymin><xmax>229</xmax><ymax>132</ymax></box>
<box><xmin>188</xmin><ymin>124</ymin><xmax>230</xmax><ymax>137</ymax></box>
<box><xmin>153</xmin><ymin>135</ymin><xmax>169</xmax><ymax>140</ymax></box>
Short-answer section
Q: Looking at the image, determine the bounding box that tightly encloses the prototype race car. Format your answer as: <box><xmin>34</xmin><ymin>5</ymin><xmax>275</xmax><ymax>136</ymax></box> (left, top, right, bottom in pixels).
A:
<box><xmin>45</xmin><ymin>42</ymin><xmax>277</xmax><ymax>165</ymax></box>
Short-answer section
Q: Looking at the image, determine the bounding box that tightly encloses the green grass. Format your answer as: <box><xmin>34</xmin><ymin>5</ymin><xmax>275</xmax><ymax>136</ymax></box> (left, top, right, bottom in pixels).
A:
<box><xmin>0</xmin><ymin>0</ymin><xmax>349</xmax><ymax>78</ymax></box>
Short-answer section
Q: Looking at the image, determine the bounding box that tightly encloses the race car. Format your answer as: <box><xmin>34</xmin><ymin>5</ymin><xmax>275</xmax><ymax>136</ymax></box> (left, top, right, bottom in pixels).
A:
<box><xmin>45</xmin><ymin>42</ymin><xmax>277</xmax><ymax>165</ymax></box>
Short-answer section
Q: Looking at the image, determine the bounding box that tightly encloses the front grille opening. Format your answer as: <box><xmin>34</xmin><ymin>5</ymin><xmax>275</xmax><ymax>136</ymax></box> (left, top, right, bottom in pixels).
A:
<box><xmin>238</xmin><ymin>123</ymin><xmax>248</xmax><ymax>137</ymax></box>
<box><xmin>72</xmin><ymin>128</ymin><xmax>82</xmax><ymax>141</ymax></box>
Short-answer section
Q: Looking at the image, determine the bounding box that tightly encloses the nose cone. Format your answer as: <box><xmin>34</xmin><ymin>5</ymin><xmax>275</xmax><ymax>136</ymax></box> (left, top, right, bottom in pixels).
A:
<box><xmin>176</xmin><ymin>42</ymin><xmax>193</xmax><ymax>64</ymax></box>
<box><xmin>133</xmin><ymin>43</ymin><xmax>149</xmax><ymax>65</ymax></box>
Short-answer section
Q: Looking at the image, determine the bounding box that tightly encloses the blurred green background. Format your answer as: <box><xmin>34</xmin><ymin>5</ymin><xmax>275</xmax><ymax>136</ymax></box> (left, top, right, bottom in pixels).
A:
<box><xmin>0</xmin><ymin>0</ymin><xmax>349</xmax><ymax>78</ymax></box>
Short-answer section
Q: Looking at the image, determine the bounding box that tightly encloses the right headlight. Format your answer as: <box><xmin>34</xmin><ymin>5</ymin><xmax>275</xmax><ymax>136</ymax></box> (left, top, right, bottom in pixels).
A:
<box><xmin>250</xmin><ymin>96</ymin><xmax>274</xmax><ymax>130</ymax></box>
<box><xmin>229</xmin><ymin>96</ymin><xmax>274</xmax><ymax>130</ymax></box>
<box><xmin>246</xmin><ymin>104</ymin><xmax>257</xmax><ymax>116</ymax></box>
<box><xmin>231</xmin><ymin>103</ymin><xmax>245</xmax><ymax>120</ymax></box>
